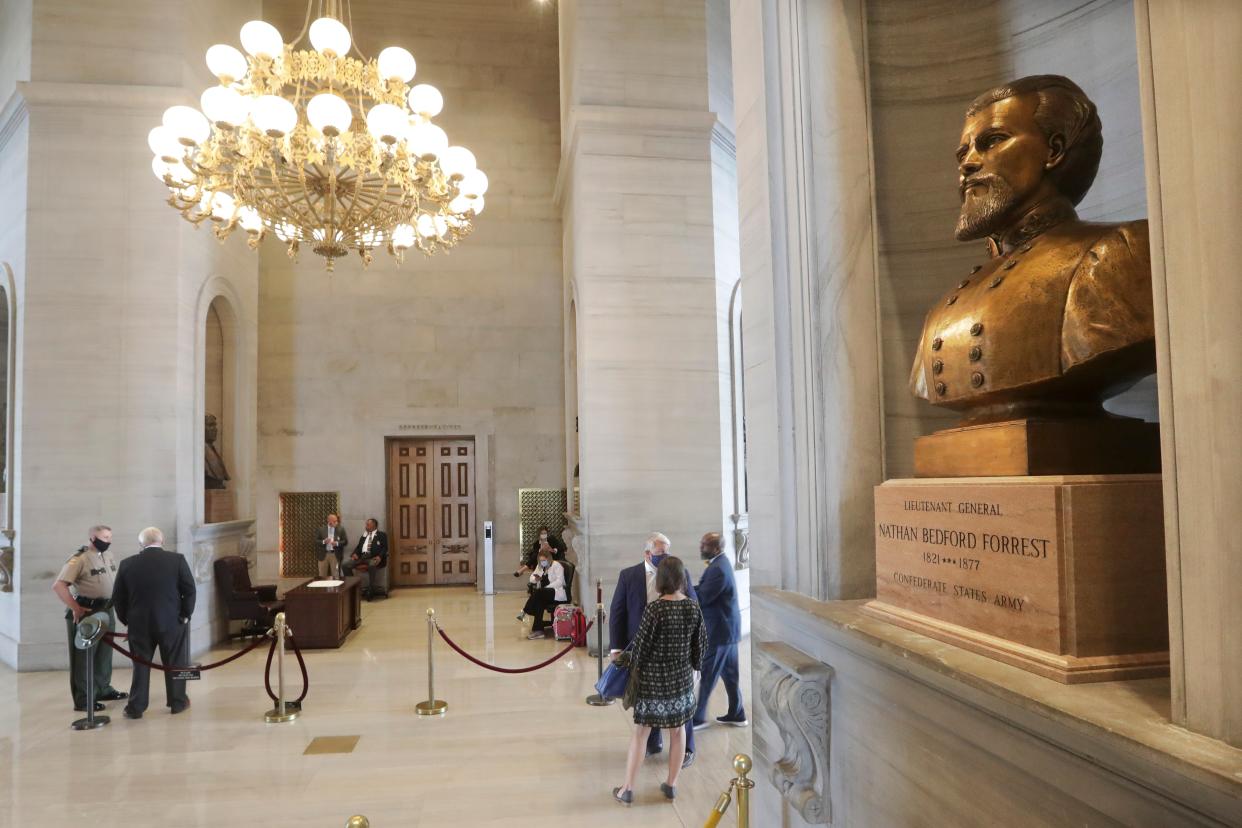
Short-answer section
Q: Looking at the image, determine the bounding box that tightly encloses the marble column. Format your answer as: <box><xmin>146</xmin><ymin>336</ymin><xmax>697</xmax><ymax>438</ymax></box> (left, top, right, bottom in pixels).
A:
<box><xmin>1136</xmin><ymin>0</ymin><xmax>1242</xmax><ymax>749</ymax></box>
<box><xmin>729</xmin><ymin>0</ymin><xmax>882</xmax><ymax>600</ymax></box>
<box><xmin>558</xmin><ymin>0</ymin><xmax>726</xmax><ymax>633</ymax></box>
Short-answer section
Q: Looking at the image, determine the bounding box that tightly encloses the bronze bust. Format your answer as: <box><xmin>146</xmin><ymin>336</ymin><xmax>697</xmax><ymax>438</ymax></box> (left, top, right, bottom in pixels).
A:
<box><xmin>205</xmin><ymin>414</ymin><xmax>230</xmax><ymax>490</ymax></box>
<box><xmin>910</xmin><ymin>75</ymin><xmax>1155</xmax><ymax>427</ymax></box>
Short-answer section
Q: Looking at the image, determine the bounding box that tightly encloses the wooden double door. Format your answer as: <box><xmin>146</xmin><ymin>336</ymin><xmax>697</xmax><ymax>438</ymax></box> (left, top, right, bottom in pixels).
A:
<box><xmin>387</xmin><ymin>438</ymin><xmax>476</xmax><ymax>586</ymax></box>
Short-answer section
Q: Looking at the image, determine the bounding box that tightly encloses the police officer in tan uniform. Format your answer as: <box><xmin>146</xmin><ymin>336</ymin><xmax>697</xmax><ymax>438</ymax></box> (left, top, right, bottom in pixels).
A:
<box><xmin>52</xmin><ymin>525</ymin><xmax>128</xmax><ymax>710</ymax></box>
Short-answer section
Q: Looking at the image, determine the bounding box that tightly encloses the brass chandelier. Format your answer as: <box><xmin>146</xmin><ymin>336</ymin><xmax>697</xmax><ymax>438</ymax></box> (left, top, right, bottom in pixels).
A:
<box><xmin>148</xmin><ymin>0</ymin><xmax>488</xmax><ymax>270</ymax></box>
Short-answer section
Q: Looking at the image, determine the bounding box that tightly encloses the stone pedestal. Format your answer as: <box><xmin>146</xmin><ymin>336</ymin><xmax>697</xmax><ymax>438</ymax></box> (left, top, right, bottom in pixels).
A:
<box><xmin>205</xmin><ymin>489</ymin><xmax>235</xmax><ymax>524</ymax></box>
<box><xmin>914</xmin><ymin>418</ymin><xmax>1161</xmax><ymax>478</ymax></box>
<box><xmin>864</xmin><ymin>475</ymin><xmax>1168</xmax><ymax>683</ymax></box>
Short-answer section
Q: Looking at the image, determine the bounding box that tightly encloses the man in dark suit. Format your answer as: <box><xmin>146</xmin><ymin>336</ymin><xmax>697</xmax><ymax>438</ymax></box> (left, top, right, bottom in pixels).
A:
<box><xmin>341</xmin><ymin>518</ymin><xmax>388</xmax><ymax>599</ymax></box>
<box><xmin>691</xmin><ymin>532</ymin><xmax>746</xmax><ymax>730</ymax></box>
<box><xmin>111</xmin><ymin>527</ymin><xmax>196</xmax><ymax>719</ymax></box>
<box><xmin>608</xmin><ymin>532</ymin><xmax>699</xmax><ymax>767</ymax></box>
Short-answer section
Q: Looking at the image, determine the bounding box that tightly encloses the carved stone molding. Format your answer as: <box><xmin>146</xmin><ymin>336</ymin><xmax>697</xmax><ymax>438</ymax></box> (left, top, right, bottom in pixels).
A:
<box><xmin>757</xmin><ymin>640</ymin><xmax>833</xmax><ymax>824</ymax></box>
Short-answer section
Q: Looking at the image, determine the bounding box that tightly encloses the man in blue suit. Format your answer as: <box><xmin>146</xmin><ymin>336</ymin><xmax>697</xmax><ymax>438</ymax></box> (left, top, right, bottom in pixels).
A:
<box><xmin>692</xmin><ymin>532</ymin><xmax>747</xmax><ymax>730</ymax></box>
<box><xmin>609</xmin><ymin>532</ymin><xmax>699</xmax><ymax>767</ymax></box>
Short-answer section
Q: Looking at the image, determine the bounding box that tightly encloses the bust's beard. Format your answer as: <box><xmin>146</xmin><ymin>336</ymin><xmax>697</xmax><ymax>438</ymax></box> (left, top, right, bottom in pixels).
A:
<box><xmin>955</xmin><ymin>175</ymin><xmax>1017</xmax><ymax>241</ymax></box>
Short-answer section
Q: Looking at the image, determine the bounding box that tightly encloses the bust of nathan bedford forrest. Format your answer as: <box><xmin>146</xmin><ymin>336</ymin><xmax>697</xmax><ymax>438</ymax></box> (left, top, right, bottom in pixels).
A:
<box><xmin>910</xmin><ymin>75</ymin><xmax>1155</xmax><ymax>426</ymax></box>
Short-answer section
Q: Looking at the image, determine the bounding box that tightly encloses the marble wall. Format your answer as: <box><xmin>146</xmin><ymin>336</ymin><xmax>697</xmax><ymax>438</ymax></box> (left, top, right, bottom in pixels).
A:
<box><xmin>253</xmin><ymin>0</ymin><xmax>563</xmax><ymax>578</ymax></box>
<box><xmin>0</xmin><ymin>0</ymin><xmax>261</xmax><ymax>668</ymax></box>
<box><xmin>0</xmin><ymin>49</ymin><xmax>29</xmax><ymax>660</ymax></box>
<box><xmin>0</xmin><ymin>0</ymin><xmax>32</xmax><ymax>106</ymax></box>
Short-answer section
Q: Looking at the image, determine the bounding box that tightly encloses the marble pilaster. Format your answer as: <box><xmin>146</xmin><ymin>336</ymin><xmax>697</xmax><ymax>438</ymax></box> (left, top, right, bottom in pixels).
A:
<box><xmin>1137</xmin><ymin>0</ymin><xmax>1242</xmax><ymax>748</ymax></box>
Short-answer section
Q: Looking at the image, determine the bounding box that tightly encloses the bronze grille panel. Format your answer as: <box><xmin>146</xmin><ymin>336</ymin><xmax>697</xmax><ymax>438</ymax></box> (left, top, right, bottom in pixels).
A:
<box><xmin>518</xmin><ymin>488</ymin><xmax>568</xmax><ymax>552</ymax></box>
<box><xmin>279</xmin><ymin>491</ymin><xmax>341</xmax><ymax>577</ymax></box>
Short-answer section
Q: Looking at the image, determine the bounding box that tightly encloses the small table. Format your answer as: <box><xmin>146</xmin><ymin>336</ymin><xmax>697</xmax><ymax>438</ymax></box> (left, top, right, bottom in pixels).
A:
<box><xmin>280</xmin><ymin>576</ymin><xmax>363</xmax><ymax>649</ymax></box>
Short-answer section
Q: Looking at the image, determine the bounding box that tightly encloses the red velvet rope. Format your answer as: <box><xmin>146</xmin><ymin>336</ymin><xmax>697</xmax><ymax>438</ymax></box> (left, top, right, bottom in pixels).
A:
<box><xmin>102</xmin><ymin>632</ymin><xmax>269</xmax><ymax>673</ymax></box>
<box><xmin>435</xmin><ymin>619</ymin><xmax>593</xmax><ymax>674</ymax></box>
<box><xmin>263</xmin><ymin>631</ymin><xmax>310</xmax><ymax>704</ymax></box>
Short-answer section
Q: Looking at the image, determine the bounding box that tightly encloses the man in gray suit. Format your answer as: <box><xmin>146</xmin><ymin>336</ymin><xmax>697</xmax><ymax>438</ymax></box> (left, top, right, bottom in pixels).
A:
<box><xmin>315</xmin><ymin>514</ymin><xmax>348</xmax><ymax>578</ymax></box>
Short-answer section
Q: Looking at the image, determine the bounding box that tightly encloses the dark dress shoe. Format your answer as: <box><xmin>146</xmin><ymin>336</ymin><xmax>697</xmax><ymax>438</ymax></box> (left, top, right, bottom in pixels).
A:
<box><xmin>123</xmin><ymin>708</ymin><xmax>143</xmax><ymax>719</ymax></box>
<box><xmin>611</xmin><ymin>787</ymin><xmax>633</xmax><ymax>805</ymax></box>
<box><xmin>97</xmin><ymin>690</ymin><xmax>129</xmax><ymax>701</ymax></box>
<box><xmin>661</xmin><ymin>782</ymin><xmax>676</xmax><ymax>800</ymax></box>
<box><xmin>74</xmin><ymin>702</ymin><xmax>105</xmax><ymax>712</ymax></box>
<box><xmin>170</xmin><ymin>699</ymin><xmax>191</xmax><ymax>714</ymax></box>
<box><xmin>681</xmin><ymin>750</ymin><xmax>695</xmax><ymax>769</ymax></box>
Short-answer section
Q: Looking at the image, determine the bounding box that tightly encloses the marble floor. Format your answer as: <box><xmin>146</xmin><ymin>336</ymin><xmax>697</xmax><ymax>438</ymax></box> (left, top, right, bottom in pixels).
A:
<box><xmin>0</xmin><ymin>587</ymin><xmax>752</xmax><ymax>827</ymax></box>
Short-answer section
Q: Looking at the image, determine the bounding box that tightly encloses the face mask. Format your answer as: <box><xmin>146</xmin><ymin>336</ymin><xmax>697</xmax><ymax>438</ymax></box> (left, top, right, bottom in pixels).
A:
<box><xmin>92</xmin><ymin>537</ymin><xmax>111</xmax><ymax>553</ymax></box>
<box><xmin>649</xmin><ymin>553</ymin><xmax>667</xmax><ymax>567</ymax></box>
<box><xmin>540</xmin><ymin>560</ymin><xmax>550</xmax><ymax>569</ymax></box>
<box><xmin>539</xmin><ymin>534</ymin><xmax>548</xmax><ymax>542</ymax></box>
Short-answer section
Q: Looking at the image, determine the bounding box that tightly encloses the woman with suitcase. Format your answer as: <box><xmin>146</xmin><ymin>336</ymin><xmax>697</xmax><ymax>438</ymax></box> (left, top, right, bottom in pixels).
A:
<box><xmin>518</xmin><ymin>547</ymin><xmax>567</xmax><ymax>639</ymax></box>
<box><xmin>611</xmin><ymin>556</ymin><xmax>707</xmax><ymax>804</ymax></box>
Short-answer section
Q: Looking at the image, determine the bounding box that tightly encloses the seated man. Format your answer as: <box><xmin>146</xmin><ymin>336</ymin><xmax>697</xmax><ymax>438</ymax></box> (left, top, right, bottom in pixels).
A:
<box><xmin>341</xmin><ymin>518</ymin><xmax>388</xmax><ymax>599</ymax></box>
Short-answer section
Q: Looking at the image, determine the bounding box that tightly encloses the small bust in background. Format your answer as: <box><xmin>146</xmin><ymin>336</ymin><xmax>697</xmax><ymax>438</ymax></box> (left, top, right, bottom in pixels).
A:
<box><xmin>204</xmin><ymin>414</ymin><xmax>230</xmax><ymax>490</ymax></box>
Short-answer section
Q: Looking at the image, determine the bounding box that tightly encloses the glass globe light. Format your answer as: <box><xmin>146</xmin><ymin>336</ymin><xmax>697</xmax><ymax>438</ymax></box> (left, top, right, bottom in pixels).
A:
<box><xmin>307</xmin><ymin>93</ymin><xmax>353</xmax><ymax>137</ymax></box>
<box><xmin>366</xmin><ymin>103</ymin><xmax>407</xmax><ymax>144</ymax></box>
<box><xmin>240</xmin><ymin>20</ymin><xmax>283</xmax><ymax>59</ymax></box>
<box><xmin>237</xmin><ymin>205</ymin><xmax>264</xmax><ymax>233</ymax></box>
<box><xmin>470</xmin><ymin>196</ymin><xmax>485</xmax><ymax>216</ymax></box>
<box><xmin>440</xmin><ymin>146</ymin><xmax>477</xmax><ymax>180</ymax></box>
<box><xmin>391</xmin><ymin>223</ymin><xmax>416</xmax><ymax>249</ymax></box>
<box><xmin>458</xmin><ymin>168</ymin><xmax>489</xmax><ymax>199</ymax></box>
<box><xmin>433</xmin><ymin>215</ymin><xmax>448</xmax><ymax>238</ymax></box>
<box><xmin>407</xmin><ymin>84</ymin><xmax>443</xmax><ymax>117</ymax></box>
<box><xmin>200</xmin><ymin>86</ymin><xmax>248</xmax><ymax>127</ymax></box>
<box><xmin>162</xmin><ymin>105</ymin><xmax>210</xmax><ymax>146</ymax></box>
<box><xmin>309</xmin><ymin>17</ymin><xmax>351</xmax><ymax>56</ymax></box>
<box><xmin>377</xmin><ymin>46</ymin><xmax>417</xmax><ymax>83</ymax></box>
<box><xmin>151</xmin><ymin>157</ymin><xmax>193</xmax><ymax>186</ymax></box>
<box><xmin>407</xmin><ymin>122</ymin><xmax>448</xmax><ymax>161</ymax></box>
<box><xmin>209</xmin><ymin>191</ymin><xmax>236</xmax><ymax>221</ymax></box>
<box><xmin>449</xmin><ymin>195</ymin><xmax>474</xmax><ymax>215</ymax></box>
<box><xmin>147</xmin><ymin>126</ymin><xmax>184</xmax><ymax>160</ymax></box>
<box><xmin>252</xmin><ymin>95</ymin><xmax>298</xmax><ymax>136</ymax></box>
<box><xmin>205</xmin><ymin>44</ymin><xmax>247</xmax><ymax>83</ymax></box>
<box><xmin>416</xmin><ymin>214</ymin><xmax>436</xmax><ymax>237</ymax></box>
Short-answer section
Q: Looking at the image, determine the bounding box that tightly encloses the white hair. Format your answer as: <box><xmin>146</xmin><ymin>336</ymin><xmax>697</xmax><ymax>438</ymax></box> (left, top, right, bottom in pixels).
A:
<box><xmin>644</xmin><ymin>532</ymin><xmax>671</xmax><ymax>553</ymax></box>
<box><xmin>138</xmin><ymin>526</ymin><xmax>164</xmax><ymax>548</ymax></box>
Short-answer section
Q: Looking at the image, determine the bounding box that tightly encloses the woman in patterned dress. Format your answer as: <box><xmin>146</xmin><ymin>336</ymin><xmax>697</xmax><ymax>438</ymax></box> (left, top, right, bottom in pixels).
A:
<box><xmin>612</xmin><ymin>556</ymin><xmax>707</xmax><ymax>804</ymax></box>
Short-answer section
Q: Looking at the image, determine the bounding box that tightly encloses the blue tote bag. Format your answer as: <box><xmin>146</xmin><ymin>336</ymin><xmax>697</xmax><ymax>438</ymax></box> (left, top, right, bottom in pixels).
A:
<box><xmin>594</xmin><ymin>644</ymin><xmax>633</xmax><ymax>699</ymax></box>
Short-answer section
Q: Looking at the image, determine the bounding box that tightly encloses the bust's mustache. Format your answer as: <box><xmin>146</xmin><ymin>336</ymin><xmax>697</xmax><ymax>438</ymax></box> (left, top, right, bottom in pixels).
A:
<box><xmin>960</xmin><ymin>173</ymin><xmax>1005</xmax><ymax>201</ymax></box>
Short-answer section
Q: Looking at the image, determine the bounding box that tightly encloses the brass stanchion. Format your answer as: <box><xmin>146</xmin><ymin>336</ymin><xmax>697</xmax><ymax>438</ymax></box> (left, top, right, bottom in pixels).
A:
<box><xmin>734</xmin><ymin>753</ymin><xmax>753</xmax><ymax>828</ymax></box>
<box><xmin>585</xmin><ymin>578</ymin><xmax>615</xmax><ymax>706</ymax></box>
<box><xmin>264</xmin><ymin>612</ymin><xmax>299</xmax><ymax>723</ymax></box>
<box><xmin>701</xmin><ymin>753</ymin><xmax>752</xmax><ymax>828</ymax></box>
<box><xmin>345</xmin><ymin>817</ymin><xmax>370</xmax><ymax>828</ymax></box>
<box><xmin>415</xmin><ymin>608</ymin><xmax>448</xmax><ymax>716</ymax></box>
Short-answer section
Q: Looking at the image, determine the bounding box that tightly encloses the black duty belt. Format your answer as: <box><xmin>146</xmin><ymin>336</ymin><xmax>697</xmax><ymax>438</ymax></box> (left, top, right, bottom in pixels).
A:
<box><xmin>75</xmin><ymin>596</ymin><xmax>111</xmax><ymax>610</ymax></box>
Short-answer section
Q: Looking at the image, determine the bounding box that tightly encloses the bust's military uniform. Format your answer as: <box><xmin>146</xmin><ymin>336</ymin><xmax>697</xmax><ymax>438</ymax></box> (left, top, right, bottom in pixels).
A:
<box><xmin>57</xmin><ymin>545</ymin><xmax>124</xmax><ymax>707</ymax></box>
<box><xmin>910</xmin><ymin>208</ymin><xmax>1154</xmax><ymax>421</ymax></box>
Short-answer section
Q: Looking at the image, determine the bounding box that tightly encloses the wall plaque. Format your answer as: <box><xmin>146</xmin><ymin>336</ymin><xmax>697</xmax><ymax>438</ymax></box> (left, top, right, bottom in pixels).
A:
<box><xmin>864</xmin><ymin>475</ymin><xmax>1169</xmax><ymax>683</ymax></box>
